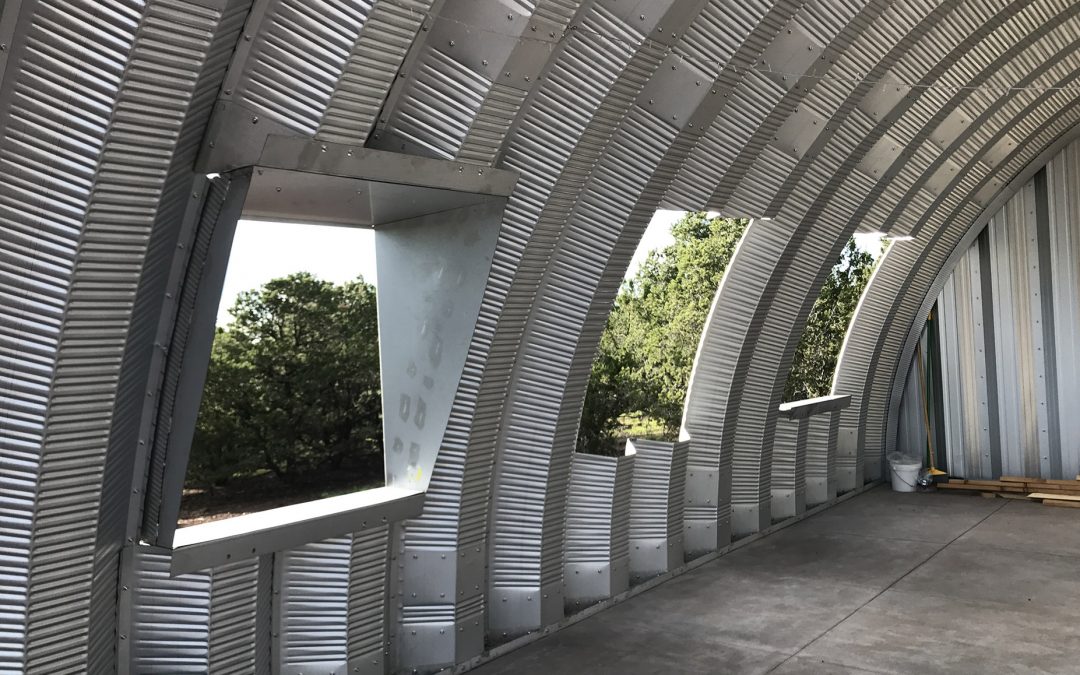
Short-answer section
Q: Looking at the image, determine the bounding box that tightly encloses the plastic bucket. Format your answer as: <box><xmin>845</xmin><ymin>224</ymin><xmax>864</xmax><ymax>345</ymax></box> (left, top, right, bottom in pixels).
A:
<box><xmin>889</xmin><ymin>460</ymin><xmax>922</xmax><ymax>493</ymax></box>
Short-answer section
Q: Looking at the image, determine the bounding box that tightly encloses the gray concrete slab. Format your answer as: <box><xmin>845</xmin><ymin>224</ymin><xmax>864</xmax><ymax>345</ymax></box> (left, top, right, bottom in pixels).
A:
<box><xmin>792</xmin><ymin>486</ymin><xmax>1002</xmax><ymax>544</ymax></box>
<box><xmin>472</xmin><ymin>490</ymin><xmax>1079</xmax><ymax>674</ymax></box>
<box><xmin>957</xmin><ymin>499</ymin><xmax>1080</xmax><ymax>558</ymax></box>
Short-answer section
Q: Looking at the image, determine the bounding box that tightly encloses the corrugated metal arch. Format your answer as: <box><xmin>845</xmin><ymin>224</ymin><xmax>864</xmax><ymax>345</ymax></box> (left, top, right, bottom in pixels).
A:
<box><xmin>5</xmin><ymin>1</ymin><xmax>1080</xmax><ymax>672</ymax></box>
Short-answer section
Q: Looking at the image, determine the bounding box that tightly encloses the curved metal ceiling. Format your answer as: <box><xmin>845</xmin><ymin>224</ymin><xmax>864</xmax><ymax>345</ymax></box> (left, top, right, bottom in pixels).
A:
<box><xmin>2</xmin><ymin>0</ymin><xmax>1080</xmax><ymax>672</ymax></box>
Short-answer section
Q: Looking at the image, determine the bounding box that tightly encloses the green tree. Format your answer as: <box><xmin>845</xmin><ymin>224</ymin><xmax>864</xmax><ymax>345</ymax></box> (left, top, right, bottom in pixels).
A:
<box><xmin>578</xmin><ymin>213</ymin><xmax>877</xmax><ymax>454</ymax></box>
<box><xmin>188</xmin><ymin>273</ymin><xmax>382</xmax><ymax>490</ymax></box>
<box><xmin>578</xmin><ymin>213</ymin><xmax>748</xmax><ymax>451</ymax></box>
<box><xmin>785</xmin><ymin>238</ymin><xmax>877</xmax><ymax>400</ymax></box>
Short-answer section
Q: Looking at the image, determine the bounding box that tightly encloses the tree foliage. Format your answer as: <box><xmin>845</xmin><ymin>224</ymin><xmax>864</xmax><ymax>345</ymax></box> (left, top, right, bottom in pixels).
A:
<box><xmin>578</xmin><ymin>213</ymin><xmax>877</xmax><ymax>454</ymax></box>
<box><xmin>784</xmin><ymin>238</ymin><xmax>876</xmax><ymax>400</ymax></box>
<box><xmin>578</xmin><ymin>214</ymin><xmax>747</xmax><ymax>452</ymax></box>
<box><xmin>187</xmin><ymin>272</ymin><xmax>382</xmax><ymax>491</ymax></box>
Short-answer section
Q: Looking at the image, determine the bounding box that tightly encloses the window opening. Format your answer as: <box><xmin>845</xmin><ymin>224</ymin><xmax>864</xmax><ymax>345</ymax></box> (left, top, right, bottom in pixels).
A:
<box><xmin>577</xmin><ymin>211</ymin><xmax>747</xmax><ymax>455</ymax></box>
<box><xmin>782</xmin><ymin>232</ymin><xmax>886</xmax><ymax>402</ymax></box>
<box><xmin>179</xmin><ymin>221</ymin><xmax>383</xmax><ymax>527</ymax></box>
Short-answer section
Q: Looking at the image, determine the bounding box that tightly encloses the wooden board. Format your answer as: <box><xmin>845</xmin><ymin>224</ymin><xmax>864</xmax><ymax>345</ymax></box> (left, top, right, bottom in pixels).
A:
<box><xmin>1043</xmin><ymin>499</ymin><xmax>1080</xmax><ymax>509</ymax></box>
<box><xmin>1028</xmin><ymin>492</ymin><xmax>1080</xmax><ymax>502</ymax></box>
<box><xmin>999</xmin><ymin>475</ymin><xmax>1080</xmax><ymax>487</ymax></box>
<box><xmin>942</xmin><ymin>480</ymin><xmax>1080</xmax><ymax>497</ymax></box>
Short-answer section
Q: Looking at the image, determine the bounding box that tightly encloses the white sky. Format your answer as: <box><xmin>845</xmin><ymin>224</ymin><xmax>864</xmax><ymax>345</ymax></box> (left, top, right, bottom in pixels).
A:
<box><xmin>217</xmin><ymin>214</ymin><xmax>885</xmax><ymax>326</ymax></box>
<box><xmin>216</xmin><ymin>221</ymin><xmax>376</xmax><ymax>325</ymax></box>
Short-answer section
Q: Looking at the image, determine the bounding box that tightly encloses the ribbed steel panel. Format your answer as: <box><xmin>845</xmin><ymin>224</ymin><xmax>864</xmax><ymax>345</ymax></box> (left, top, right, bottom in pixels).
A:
<box><xmin>277</xmin><ymin>537</ymin><xmax>351</xmax><ymax>673</ymax></box>
<box><xmin>6</xmin><ymin>2</ymin><xmax>146</xmax><ymax>670</ymax></box>
<box><xmin>129</xmin><ymin>546</ymin><xmax>211</xmax><ymax>672</ymax></box>
<box><xmin>238</xmin><ymin>0</ymin><xmax>373</xmax><ymax>135</ymax></box>
<box><xmin>770</xmin><ymin>415</ymin><xmax>807</xmax><ymax>519</ymax></box>
<box><xmin>348</xmin><ymin>527</ymin><xmax>389</xmax><ymax>675</ymax></box>
<box><xmin>8</xmin><ymin>1</ymin><xmax>1080</xmax><ymax>672</ymax></box>
<box><xmin>85</xmin><ymin>2</ymin><xmax>233</xmax><ymax>668</ymax></box>
<box><xmin>485</xmin><ymin>3</ymin><xmax>661</xmax><ymax>639</ymax></box>
<box><xmin>894</xmin><ymin>140</ymin><xmax>1080</xmax><ymax>479</ymax></box>
<box><xmin>563</xmin><ymin>452</ymin><xmax>633</xmax><ymax>610</ymax></box>
<box><xmin>627</xmin><ymin>439</ymin><xmax>688</xmax><ymax>583</ymax></box>
<box><xmin>1045</xmin><ymin>140</ymin><xmax>1080</xmax><ymax>480</ymax></box>
<box><xmin>317</xmin><ymin>0</ymin><xmax>430</xmax><ymax>145</ymax></box>
<box><xmin>894</xmin><ymin>340</ymin><xmax>926</xmax><ymax>463</ymax></box>
<box><xmin>208</xmin><ymin>558</ymin><xmax>266</xmax><ymax>674</ymax></box>
<box><xmin>805</xmin><ymin>411</ymin><xmax>839</xmax><ymax>506</ymax></box>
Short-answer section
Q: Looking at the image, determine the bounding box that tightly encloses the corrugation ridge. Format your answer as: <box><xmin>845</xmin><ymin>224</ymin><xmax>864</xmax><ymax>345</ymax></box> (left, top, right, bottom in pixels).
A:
<box><xmin>240</xmin><ymin>0</ymin><xmax>372</xmax><ymax>134</ymax></box>
<box><xmin>130</xmin><ymin>547</ymin><xmax>211</xmax><ymax>672</ymax></box>
<box><xmin>457</xmin><ymin>83</ymin><xmax>529</xmax><ymax>166</ymax></box>
<box><xmin>209</xmin><ymin>559</ymin><xmax>261</xmax><ymax>674</ymax></box>
<box><xmin>279</xmin><ymin>538</ymin><xmax>350</xmax><ymax>669</ymax></box>
<box><xmin>141</xmin><ymin>177</ymin><xmax>229</xmax><ymax>542</ymax></box>
<box><xmin>347</xmin><ymin>527</ymin><xmax>389</xmax><ymax>663</ymax></box>
<box><xmin>390</xmin><ymin>46</ymin><xmax>493</xmax><ymax>159</ymax></box>
<box><xmin>6</xmin><ymin>2</ymin><xmax>147</xmax><ymax>670</ymax></box>
<box><xmin>84</xmin><ymin>2</ymin><xmax>230</xmax><ymax>668</ymax></box>
<box><xmin>317</xmin><ymin>0</ymin><xmax>431</xmax><ymax>144</ymax></box>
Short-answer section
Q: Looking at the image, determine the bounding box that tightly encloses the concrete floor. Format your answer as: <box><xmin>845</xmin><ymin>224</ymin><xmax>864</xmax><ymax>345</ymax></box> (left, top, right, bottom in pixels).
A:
<box><xmin>473</xmin><ymin>486</ymin><xmax>1080</xmax><ymax>674</ymax></box>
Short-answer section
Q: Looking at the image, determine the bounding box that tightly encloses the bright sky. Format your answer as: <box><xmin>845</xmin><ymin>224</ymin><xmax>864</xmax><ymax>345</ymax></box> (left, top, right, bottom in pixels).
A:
<box><xmin>217</xmin><ymin>214</ymin><xmax>885</xmax><ymax>326</ymax></box>
<box><xmin>217</xmin><ymin>221</ymin><xmax>376</xmax><ymax>325</ymax></box>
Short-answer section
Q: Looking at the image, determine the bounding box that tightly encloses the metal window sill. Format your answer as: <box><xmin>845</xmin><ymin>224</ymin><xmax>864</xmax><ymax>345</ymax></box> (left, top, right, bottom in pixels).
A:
<box><xmin>169</xmin><ymin>485</ymin><xmax>424</xmax><ymax>575</ymax></box>
<box><xmin>778</xmin><ymin>394</ymin><xmax>852</xmax><ymax>419</ymax></box>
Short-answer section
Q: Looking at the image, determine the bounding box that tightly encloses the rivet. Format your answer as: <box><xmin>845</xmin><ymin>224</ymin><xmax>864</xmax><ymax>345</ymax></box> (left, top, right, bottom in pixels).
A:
<box><xmin>251</xmin><ymin>116</ymin><xmax>258</xmax><ymax>124</ymax></box>
<box><xmin>449</xmin><ymin>40</ymin><xmax>455</xmax><ymax>46</ymax></box>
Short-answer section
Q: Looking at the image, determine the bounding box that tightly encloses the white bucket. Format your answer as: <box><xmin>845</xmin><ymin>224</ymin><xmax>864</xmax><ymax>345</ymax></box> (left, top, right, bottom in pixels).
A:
<box><xmin>889</xmin><ymin>460</ymin><xmax>922</xmax><ymax>493</ymax></box>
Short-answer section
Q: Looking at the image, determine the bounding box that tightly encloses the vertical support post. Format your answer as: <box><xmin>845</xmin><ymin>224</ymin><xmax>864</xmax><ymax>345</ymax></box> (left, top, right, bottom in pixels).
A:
<box><xmin>628</xmin><ymin>440</ymin><xmax>689</xmax><ymax>583</ymax></box>
<box><xmin>563</xmin><ymin>452</ymin><xmax>635</xmax><ymax>611</ymax></box>
<box><xmin>770</xmin><ymin>417</ymin><xmax>808</xmax><ymax>519</ymax></box>
<box><xmin>805</xmin><ymin>411</ymin><xmax>840</xmax><ymax>506</ymax></box>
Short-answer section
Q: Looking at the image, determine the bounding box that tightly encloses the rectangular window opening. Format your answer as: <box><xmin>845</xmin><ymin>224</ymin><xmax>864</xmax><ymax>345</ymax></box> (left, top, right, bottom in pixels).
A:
<box><xmin>178</xmin><ymin>220</ymin><xmax>385</xmax><ymax>529</ymax></box>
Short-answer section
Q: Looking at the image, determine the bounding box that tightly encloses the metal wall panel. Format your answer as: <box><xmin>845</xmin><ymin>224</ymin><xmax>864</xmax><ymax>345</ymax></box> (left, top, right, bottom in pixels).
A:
<box><xmin>563</xmin><ymin>452</ymin><xmax>634</xmax><ymax>611</ymax></box>
<box><xmin>804</xmin><ymin>411</ymin><xmax>839</xmax><ymax>506</ymax></box>
<box><xmin>771</xmin><ymin>416</ymin><xmax>807</xmax><ymax>519</ymax></box>
<box><xmin>896</xmin><ymin>140</ymin><xmax>1080</xmax><ymax>479</ymax></box>
<box><xmin>627</xmin><ymin>439</ymin><xmax>688</xmax><ymax>583</ymax></box>
<box><xmin>128</xmin><ymin>546</ymin><xmax>212</xmax><ymax>672</ymax></box>
<box><xmin>238</xmin><ymin>0</ymin><xmax>374</xmax><ymax>135</ymax></box>
<box><xmin>317</xmin><ymin>0</ymin><xmax>432</xmax><ymax>145</ymax></box>
<box><xmin>276</xmin><ymin>537</ymin><xmax>351</xmax><ymax>674</ymax></box>
<box><xmin>348</xmin><ymin>527</ymin><xmax>389</xmax><ymax>675</ymax></box>
<box><xmin>834</xmin><ymin>3</ymin><xmax>1080</xmax><ymax>488</ymax></box>
<box><xmin>8</xmin><ymin>1</ymin><xmax>1080</xmax><ymax>673</ymax></box>
<box><xmin>208</xmin><ymin>557</ymin><xmax>269</xmax><ymax>674</ymax></box>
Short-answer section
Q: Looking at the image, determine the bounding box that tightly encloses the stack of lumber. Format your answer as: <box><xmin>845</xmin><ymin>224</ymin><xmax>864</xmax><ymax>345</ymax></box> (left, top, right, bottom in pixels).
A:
<box><xmin>937</xmin><ymin>475</ymin><xmax>1080</xmax><ymax>509</ymax></box>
